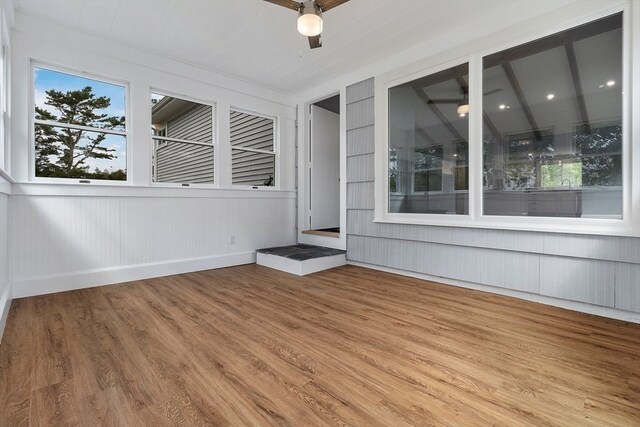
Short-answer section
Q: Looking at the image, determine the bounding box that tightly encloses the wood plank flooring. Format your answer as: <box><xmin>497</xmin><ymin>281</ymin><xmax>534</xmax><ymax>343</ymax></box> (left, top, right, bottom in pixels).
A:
<box><xmin>1</xmin><ymin>264</ymin><xmax>639</xmax><ymax>426</ymax></box>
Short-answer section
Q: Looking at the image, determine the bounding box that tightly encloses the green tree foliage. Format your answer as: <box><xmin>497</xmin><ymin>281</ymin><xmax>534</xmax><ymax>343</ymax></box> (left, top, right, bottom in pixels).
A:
<box><xmin>35</xmin><ymin>86</ymin><xmax>126</xmax><ymax>180</ymax></box>
<box><xmin>574</xmin><ymin>123</ymin><xmax>622</xmax><ymax>187</ymax></box>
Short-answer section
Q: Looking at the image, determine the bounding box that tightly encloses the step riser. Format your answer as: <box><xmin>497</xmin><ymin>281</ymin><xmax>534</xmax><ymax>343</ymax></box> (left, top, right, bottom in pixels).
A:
<box><xmin>257</xmin><ymin>253</ymin><xmax>346</xmax><ymax>276</ymax></box>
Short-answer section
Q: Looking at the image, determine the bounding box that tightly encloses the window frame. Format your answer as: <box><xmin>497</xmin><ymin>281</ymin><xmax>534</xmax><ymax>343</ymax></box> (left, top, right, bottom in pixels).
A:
<box><xmin>229</xmin><ymin>106</ymin><xmax>279</xmax><ymax>190</ymax></box>
<box><xmin>30</xmin><ymin>61</ymin><xmax>131</xmax><ymax>185</ymax></box>
<box><xmin>374</xmin><ymin>3</ymin><xmax>636</xmax><ymax>236</ymax></box>
<box><xmin>149</xmin><ymin>89</ymin><xmax>217</xmax><ymax>188</ymax></box>
<box><xmin>0</xmin><ymin>8</ymin><xmax>9</xmax><ymax>174</ymax></box>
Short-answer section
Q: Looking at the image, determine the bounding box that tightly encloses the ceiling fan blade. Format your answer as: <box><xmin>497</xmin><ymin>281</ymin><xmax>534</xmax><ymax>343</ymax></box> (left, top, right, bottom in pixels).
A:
<box><xmin>263</xmin><ymin>0</ymin><xmax>301</xmax><ymax>11</ymax></box>
<box><xmin>308</xmin><ymin>35</ymin><xmax>322</xmax><ymax>49</ymax></box>
<box><xmin>428</xmin><ymin>99</ymin><xmax>459</xmax><ymax>104</ymax></box>
<box><xmin>315</xmin><ymin>0</ymin><xmax>350</xmax><ymax>12</ymax></box>
<box><xmin>483</xmin><ymin>88</ymin><xmax>504</xmax><ymax>96</ymax></box>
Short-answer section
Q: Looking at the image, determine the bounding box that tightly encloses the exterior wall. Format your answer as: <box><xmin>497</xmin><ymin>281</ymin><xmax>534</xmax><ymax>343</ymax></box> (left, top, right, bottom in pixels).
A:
<box><xmin>157</xmin><ymin>103</ymin><xmax>214</xmax><ymax>184</ymax></box>
<box><xmin>230</xmin><ymin>110</ymin><xmax>275</xmax><ymax>186</ymax></box>
<box><xmin>345</xmin><ymin>78</ymin><xmax>640</xmax><ymax>319</ymax></box>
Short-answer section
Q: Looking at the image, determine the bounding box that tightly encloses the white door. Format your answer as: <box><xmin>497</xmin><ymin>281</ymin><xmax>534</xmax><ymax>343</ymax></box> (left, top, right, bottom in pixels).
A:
<box><xmin>310</xmin><ymin>105</ymin><xmax>340</xmax><ymax>230</ymax></box>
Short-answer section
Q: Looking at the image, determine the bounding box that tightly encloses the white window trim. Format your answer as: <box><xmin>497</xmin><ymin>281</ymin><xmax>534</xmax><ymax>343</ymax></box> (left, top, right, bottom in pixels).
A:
<box><xmin>374</xmin><ymin>3</ymin><xmax>638</xmax><ymax>236</ymax></box>
<box><xmin>0</xmin><ymin>7</ymin><xmax>9</xmax><ymax>175</ymax></box>
<box><xmin>229</xmin><ymin>106</ymin><xmax>279</xmax><ymax>190</ymax></box>
<box><xmin>30</xmin><ymin>61</ymin><xmax>131</xmax><ymax>185</ymax></box>
<box><xmin>149</xmin><ymin>88</ymin><xmax>217</xmax><ymax>188</ymax></box>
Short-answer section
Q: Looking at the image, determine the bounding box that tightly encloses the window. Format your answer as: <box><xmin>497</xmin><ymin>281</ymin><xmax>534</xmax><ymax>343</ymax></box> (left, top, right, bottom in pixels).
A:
<box><xmin>378</xmin><ymin>10</ymin><xmax>632</xmax><ymax>234</ymax></box>
<box><xmin>151</xmin><ymin>93</ymin><xmax>214</xmax><ymax>184</ymax></box>
<box><xmin>33</xmin><ymin>66</ymin><xmax>127</xmax><ymax>181</ymax></box>
<box><xmin>482</xmin><ymin>13</ymin><xmax>622</xmax><ymax>218</ymax></box>
<box><xmin>388</xmin><ymin>63</ymin><xmax>469</xmax><ymax>214</ymax></box>
<box><xmin>230</xmin><ymin>109</ymin><xmax>276</xmax><ymax>187</ymax></box>
<box><xmin>0</xmin><ymin>12</ymin><xmax>7</xmax><ymax>173</ymax></box>
<box><xmin>0</xmin><ymin>44</ymin><xmax>6</xmax><ymax>172</ymax></box>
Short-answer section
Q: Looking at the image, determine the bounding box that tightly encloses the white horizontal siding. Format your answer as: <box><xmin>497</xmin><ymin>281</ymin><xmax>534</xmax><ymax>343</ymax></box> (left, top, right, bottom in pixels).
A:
<box><xmin>156</xmin><ymin>103</ymin><xmax>214</xmax><ymax>184</ymax></box>
<box><xmin>230</xmin><ymin>110</ymin><xmax>275</xmax><ymax>186</ymax></box>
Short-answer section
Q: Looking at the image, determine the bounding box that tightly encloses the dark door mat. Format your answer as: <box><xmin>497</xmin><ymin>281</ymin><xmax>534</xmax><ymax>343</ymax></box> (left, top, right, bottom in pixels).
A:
<box><xmin>257</xmin><ymin>244</ymin><xmax>346</xmax><ymax>261</ymax></box>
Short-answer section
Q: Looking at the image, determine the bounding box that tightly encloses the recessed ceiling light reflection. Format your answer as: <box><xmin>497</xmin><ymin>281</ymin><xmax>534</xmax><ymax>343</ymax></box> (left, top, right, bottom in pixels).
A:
<box><xmin>547</xmin><ymin>93</ymin><xmax>555</xmax><ymax>100</ymax></box>
<box><xmin>499</xmin><ymin>104</ymin><xmax>506</xmax><ymax>110</ymax></box>
<box><xmin>607</xmin><ymin>80</ymin><xmax>615</xmax><ymax>86</ymax></box>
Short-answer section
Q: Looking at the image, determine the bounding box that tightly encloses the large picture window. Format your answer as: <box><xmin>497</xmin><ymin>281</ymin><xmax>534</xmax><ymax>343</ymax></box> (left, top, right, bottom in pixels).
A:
<box><xmin>230</xmin><ymin>109</ymin><xmax>276</xmax><ymax>187</ymax></box>
<box><xmin>151</xmin><ymin>93</ymin><xmax>214</xmax><ymax>185</ymax></box>
<box><xmin>34</xmin><ymin>66</ymin><xmax>127</xmax><ymax>181</ymax></box>
<box><xmin>379</xmin><ymin>10</ymin><xmax>631</xmax><ymax>234</ymax></box>
<box><xmin>482</xmin><ymin>13</ymin><xmax>622</xmax><ymax>218</ymax></box>
<box><xmin>388</xmin><ymin>63</ymin><xmax>469</xmax><ymax>215</ymax></box>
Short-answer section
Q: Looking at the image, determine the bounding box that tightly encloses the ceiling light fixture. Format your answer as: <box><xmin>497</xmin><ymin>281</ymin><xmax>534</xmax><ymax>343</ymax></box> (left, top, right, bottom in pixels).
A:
<box><xmin>499</xmin><ymin>104</ymin><xmax>506</xmax><ymax>110</ymax></box>
<box><xmin>606</xmin><ymin>80</ymin><xmax>615</xmax><ymax>87</ymax></box>
<box><xmin>297</xmin><ymin>1</ymin><xmax>323</xmax><ymax>37</ymax></box>
<box><xmin>547</xmin><ymin>93</ymin><xmax>555</xmax><ymax>100</ymax></box>
<box><xmin>457</xmin><ymin>95</ymin><xmax>469</xmax><ymax>116</ymax></box>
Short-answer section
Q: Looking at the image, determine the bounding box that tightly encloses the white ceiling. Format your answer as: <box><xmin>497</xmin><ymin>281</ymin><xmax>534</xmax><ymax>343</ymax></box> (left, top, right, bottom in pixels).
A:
<box><xmin>13</xmin><ymin>0</ymin><xmax>577</xmax><ymax>94</ymax></box>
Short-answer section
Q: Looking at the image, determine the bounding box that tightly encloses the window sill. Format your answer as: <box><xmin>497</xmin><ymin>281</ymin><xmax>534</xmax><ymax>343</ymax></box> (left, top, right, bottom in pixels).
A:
<box><xmin>0</xmin><ymin>168</ymin><xmax>14</xmax><ymax>183</ymax></box>
<box><xmin>374</xmin><ymin>212</ymin><xmax>636</xmax><ymax>237</ymax></box>
<box><xmin>11</xmin><ymin>181</ymin><xmax>296</xmax><ymax>199</ymax></box>
<box><xmin>0</xmin><ymin>168</ymin><xmax>12</xmax><ymax>195</ymax></box>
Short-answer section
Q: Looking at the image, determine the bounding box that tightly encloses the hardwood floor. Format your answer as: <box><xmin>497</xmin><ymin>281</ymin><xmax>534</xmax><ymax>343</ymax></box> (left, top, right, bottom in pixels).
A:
<box><xmin>1</xmin><ymin>264</ymin><xmax>639</xmax><ymax>426</ymax></box>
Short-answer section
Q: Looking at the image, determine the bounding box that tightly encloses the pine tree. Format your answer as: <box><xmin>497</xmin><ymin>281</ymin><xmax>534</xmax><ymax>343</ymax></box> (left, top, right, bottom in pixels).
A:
<box><xmin>35</xmin><ymin>86</ymin><xmax>126</xmax><ymax>179</ymax></box>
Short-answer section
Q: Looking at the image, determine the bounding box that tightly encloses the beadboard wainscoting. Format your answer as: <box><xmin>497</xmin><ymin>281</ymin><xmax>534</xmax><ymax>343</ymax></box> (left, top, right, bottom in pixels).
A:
<box><xmin>9</xmin><ymin>188</ymin><xmax>296</xmax><ymax>298</ymax></box>
<box><xmin>345</xmin><ymin>78</ymin><xmax>640</xmax><ymax>323</ymax></box>
<box><xmin>0</xmin><ymin>175</ymin><xmax>11</xmax><ymax>343</ymax></box>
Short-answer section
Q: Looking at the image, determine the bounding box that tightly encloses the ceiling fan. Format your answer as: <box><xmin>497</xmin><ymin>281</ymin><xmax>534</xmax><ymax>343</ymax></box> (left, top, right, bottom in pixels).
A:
<box><xmin>264</xmin><ymin>0</ymin><xmax>351</xmax><ymax>49</ymax></box>
<box><xmin>428</xmin><ymin>88</ymin><xmax>504</xmax><ymax>117</ymax></box>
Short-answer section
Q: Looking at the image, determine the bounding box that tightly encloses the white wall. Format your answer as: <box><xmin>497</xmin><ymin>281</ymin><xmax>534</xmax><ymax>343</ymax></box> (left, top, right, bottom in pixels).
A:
<box><xmin>10</xmin><ymin>185</ymin><xmax>295</xmax><ymax>298</ymax></box>
<box><xmin>0</xmin><ymin>1</ymin><xmax>13</xmax><ymax>343</ymax></box>
<box><xmin>0</xmin><ymin>174</ymin><xmax>11</xmax><ymax>342</ymax></box>
<box><xmin>7</xmin><ymin>11</ymin><xmax>299</xmax><ymax>298</ymax></box>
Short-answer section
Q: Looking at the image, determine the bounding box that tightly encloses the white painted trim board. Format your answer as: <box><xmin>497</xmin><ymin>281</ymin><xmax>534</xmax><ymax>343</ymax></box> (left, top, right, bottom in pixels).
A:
<box><xmin>257</xmin><ymin>252</ymin><xmax>346</xmax><ymax>276</ymax></box>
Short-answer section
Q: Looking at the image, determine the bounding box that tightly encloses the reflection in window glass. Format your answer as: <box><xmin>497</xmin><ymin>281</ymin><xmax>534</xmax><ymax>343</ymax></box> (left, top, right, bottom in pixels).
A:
<box><xmin>34</xmin><ymin>67</ymin><xmax>127</xmax><ymax>180</ymax></box>
<box><xmin>482</xmin><ymin>13</ymin><xmax>622</xmax><ymax>218</ymax></box>
<box><xmin>388</xmin><ymin>63</ymin><xmax>469</xmax><ymax>214</ymax></box>
<box><xmin>151</xmin><ymin>93</ymin><xmax>214</xmax><ymax>184</ymax></box>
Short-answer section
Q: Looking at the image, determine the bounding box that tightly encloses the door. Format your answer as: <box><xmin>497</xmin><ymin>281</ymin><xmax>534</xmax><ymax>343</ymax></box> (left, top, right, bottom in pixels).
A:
<box><xmin>310</xmin><ymin>105</ymin><xmax>340</xmax><ymax>230</ymax></box>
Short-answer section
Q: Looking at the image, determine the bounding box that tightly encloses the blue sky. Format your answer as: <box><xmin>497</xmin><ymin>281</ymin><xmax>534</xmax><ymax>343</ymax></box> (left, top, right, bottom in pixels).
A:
<box><xmin>35</xmin><ymin>67</ymin><xmax>127</xmax><ymax>172</ymax></box>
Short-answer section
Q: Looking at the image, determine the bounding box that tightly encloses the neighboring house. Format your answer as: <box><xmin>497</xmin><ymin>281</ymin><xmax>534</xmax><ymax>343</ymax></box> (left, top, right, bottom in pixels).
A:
<box><xmin>229</xmin><ymin>110</ymin><xmax>275</xmax><ymax>187</ymax></box>
<box><xmin>152</xmin><ymin>96</ymin><xmax>214</xmax><ymax>184</ymax></box>
<box><xmin>151</xmin><ymin>97</ymin><xmax>275</xmax><ymax>186</ymax></box>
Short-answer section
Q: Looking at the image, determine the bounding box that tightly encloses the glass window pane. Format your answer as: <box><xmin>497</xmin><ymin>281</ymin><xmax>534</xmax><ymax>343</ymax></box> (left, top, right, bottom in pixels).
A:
<box><xmin>153</xmin><ymin>139</ymin><xmax>214</xmax><ymax>184</ymax></box>
<box><xmin>151</xmin><ymin>94</ymin><xmax>212</xmax><ymax>144</ymax></box>
<box><xmin>34</xmin><ymin>67</ymin><xmax>126</xmax><ymax>131</ymax></box>
<box><xmin>232</xmin><ymin>149</ymin><xmax>275</xmax><ymax>186</ymax></box>
<box><xmin>35</xmin><ymin>124</ymin><xmax>126</xmax><ymax>180</ymax></box>
<box><xmin>230</xmin><ymin>110</ymin><xmax>274</xmax><ymax>151</ymax></box>
<box><xmin>388</xmin><ymin>63</ymin><xmax>469</xmax><ymax>214</ymax></box>
<box><xmin>482</xmin><ymin>13</ymin><xmax>622</xmax><ymax>218</ymax></box>
<box><xmin>151</xmin><ymin>93</ymin><xmax>214</xmax><ymax>184</ymax></box>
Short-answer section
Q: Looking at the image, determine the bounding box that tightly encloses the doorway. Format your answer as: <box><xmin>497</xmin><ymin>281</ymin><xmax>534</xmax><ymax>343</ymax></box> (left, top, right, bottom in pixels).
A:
<box><xmin>304</xmin><ymin>94</ymin><xmax>340</xmax><ymax>238</ymax></box>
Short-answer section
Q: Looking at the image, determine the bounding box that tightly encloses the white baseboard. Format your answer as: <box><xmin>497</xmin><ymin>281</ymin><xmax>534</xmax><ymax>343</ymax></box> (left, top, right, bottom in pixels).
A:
<box><xmin>348</xmin><ymin>261</ymin><xmax>640</xmax><ymax>325</ymax></box>
<box><xmin>12</xmin><ymin>251</ymin><xmax>257</xmax><ymax>299</ymax></box>
<box><xmin>0</xmin><ymin>284</ymin><xmax>12</xmax><ymax>344</ymax></box>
